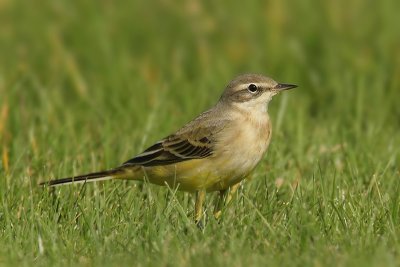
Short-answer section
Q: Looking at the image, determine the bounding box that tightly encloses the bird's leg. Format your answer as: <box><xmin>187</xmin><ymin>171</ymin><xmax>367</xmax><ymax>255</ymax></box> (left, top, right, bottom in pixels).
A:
<box><xmin>213</xmin><ymin>182</ymin><xmax>240</xmax><ymax>220</ymax></box>
<box><xmin>213</xmin><ymin>189</ymin><xmax>227</xmax><ymax>220</ymax></box>
<box><xmin>225</xmin><ymin>182</ymin><xmax>240</xmax><ymax>204</ymax></box>
<box><xmin>194</xmin><ymin>189</ymin><xmax>206</xmax><ymax>227</ymax></box>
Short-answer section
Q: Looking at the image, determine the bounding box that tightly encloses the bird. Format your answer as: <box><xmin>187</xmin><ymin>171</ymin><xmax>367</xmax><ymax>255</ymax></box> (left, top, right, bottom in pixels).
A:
<box><xmin>40</xmin><ymin>74</ymin><xmax>297</xmax><ymax>225</ymax></box>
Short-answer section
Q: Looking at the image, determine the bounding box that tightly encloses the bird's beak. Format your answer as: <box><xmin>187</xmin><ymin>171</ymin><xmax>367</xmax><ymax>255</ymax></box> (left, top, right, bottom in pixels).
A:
<box><xmin>273</xmin><ymin>83</ymin><xmax>298</xmax><ymax>91</ymax></box>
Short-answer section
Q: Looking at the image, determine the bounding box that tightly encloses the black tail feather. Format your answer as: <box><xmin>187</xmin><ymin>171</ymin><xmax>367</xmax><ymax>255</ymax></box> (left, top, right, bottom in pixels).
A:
<box><xmin>39</xmin><ymin>169</ymin><xmax>123</xmax><ymax>187</ymax></box>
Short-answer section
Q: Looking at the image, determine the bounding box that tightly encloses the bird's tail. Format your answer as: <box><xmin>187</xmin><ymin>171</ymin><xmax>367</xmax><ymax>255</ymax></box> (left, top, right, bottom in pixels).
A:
<box><xmin>39</xmin><ymin>168</ymin><xmax>128</xmax><ymax>187</ymax></box>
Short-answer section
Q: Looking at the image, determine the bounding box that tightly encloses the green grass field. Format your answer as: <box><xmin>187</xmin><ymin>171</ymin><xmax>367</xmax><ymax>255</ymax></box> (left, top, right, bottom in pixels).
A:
<box><xmin>1</xmin><ymin>0</ymin><xmax>400</xmax><ymax>266</ymax></box>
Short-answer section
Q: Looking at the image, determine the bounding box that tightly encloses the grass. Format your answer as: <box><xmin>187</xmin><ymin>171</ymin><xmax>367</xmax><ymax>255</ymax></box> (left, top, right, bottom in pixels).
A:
<box><xmin>1</xmin><ymin>0</ymin><xmax>400</xmax><ymax>266</ymax></box>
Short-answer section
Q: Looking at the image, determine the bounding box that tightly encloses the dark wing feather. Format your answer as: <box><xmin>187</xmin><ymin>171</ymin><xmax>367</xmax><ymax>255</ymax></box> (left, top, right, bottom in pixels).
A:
<box><xmin>122</xmin><ymin>135</ymin><xmax>213</xmax><ymax>167</ymax></box>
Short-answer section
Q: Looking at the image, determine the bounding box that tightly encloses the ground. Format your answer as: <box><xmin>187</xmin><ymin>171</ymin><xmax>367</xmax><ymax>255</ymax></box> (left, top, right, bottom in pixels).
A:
<box><xmin>0</xmin><ymin>1</ymin><xmax>400</xmax><ymax>266</ymax></box>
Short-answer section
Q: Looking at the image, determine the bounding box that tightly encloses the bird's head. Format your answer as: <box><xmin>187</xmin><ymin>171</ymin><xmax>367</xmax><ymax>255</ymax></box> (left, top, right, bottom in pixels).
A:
<box><xmin>220</xmin><ymin>74</ymin><xmax>297</xmax><ymax>113</ymax></box>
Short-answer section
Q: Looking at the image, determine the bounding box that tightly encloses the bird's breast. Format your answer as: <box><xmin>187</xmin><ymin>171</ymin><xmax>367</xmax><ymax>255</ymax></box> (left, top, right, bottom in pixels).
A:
<box><xmin>213</xmin><ymin>113</ymin><xmax>272</xmax><ymax>184</ymax></box>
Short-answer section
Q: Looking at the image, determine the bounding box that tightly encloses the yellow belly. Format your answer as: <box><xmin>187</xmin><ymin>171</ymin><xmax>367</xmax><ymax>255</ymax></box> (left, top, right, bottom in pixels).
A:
<box><xmin>140</xmin><ymin>159</ymin><xmax>238</xmax><ymax>192</ymax></box>
<box><xmin>131</xmin><ymin>142</ymin><xmax>267</xmax><ymax>192</ymax></box>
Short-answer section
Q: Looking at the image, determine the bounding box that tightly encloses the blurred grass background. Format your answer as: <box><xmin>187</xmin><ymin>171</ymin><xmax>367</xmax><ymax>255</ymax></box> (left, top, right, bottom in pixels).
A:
<box><xmin>0</xmin><ymin>0</ymin><xmax>400</xmax><ymax>266</ymax></box>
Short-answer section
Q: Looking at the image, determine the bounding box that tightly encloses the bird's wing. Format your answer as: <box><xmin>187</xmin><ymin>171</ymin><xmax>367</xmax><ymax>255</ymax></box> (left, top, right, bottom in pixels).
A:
<box><xmin>122</xmin><ymin>135</ymin><xmax>213</xmax><ymax>167</ymax></box>
<box><xmin>122</xmin><ymin>112</ymin><xmax>228</xmax><ymax>167</ymax></box>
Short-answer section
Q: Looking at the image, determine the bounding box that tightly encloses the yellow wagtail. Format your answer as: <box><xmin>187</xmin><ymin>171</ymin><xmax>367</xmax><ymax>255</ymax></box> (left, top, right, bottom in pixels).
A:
<box><xmin>40</xmin><ymin>74</ymin><xmax>296</xmax><ymax>224</ymax></box>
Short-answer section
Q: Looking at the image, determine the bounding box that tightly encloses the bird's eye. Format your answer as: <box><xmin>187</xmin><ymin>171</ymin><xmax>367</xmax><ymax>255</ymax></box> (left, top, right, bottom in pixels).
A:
<box><xmin>248</xmin><ymin>84</ymin><xmax>258</xmax><ymax>93</ymax></box>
